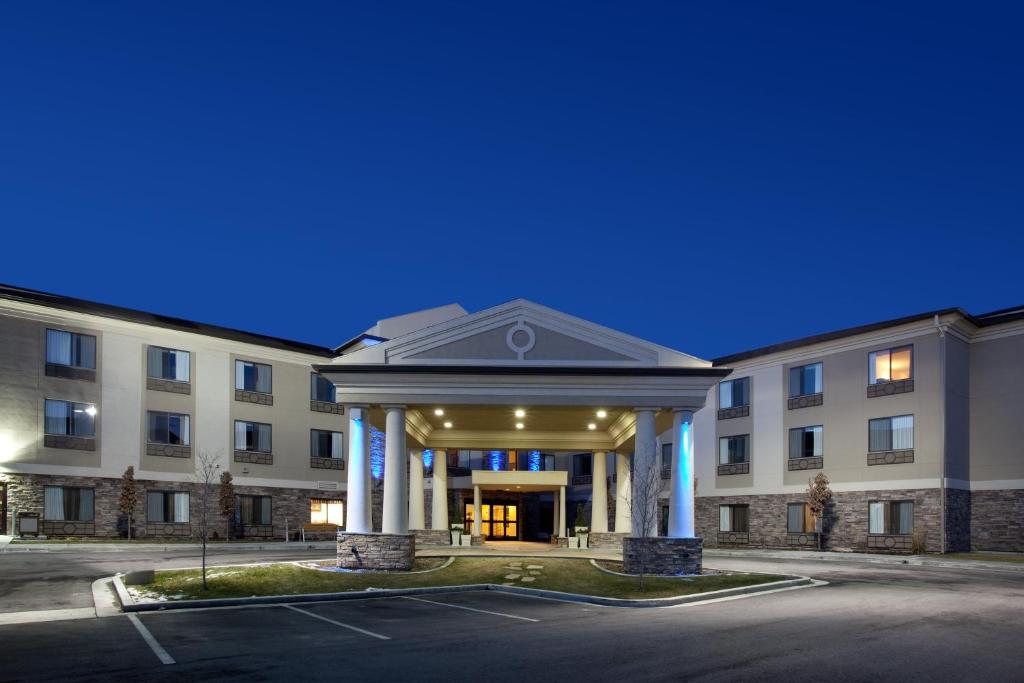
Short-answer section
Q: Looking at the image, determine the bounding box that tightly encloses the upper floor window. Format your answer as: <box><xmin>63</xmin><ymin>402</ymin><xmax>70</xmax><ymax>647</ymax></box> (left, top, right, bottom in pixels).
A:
<box><xmin>868</xmin><ymin>415</ymin><xmax>913</xmax><ymax>452</ymax></box>
<box><xmin>718</xmin><ymin>435</ymin><xmax>749</xmax><ymax>465</ymax></box>
<box><xmin>575</xmin><ymin>453</ymin><xmax>592</xmax><ymax>477</ymax></box>
<box><xmin>719</xmin><ymin>377</ymin><xmax>750</xmax><ymax>409</ymax></box>
<box><xmin>869</xmin><ymin>346</ymin><xmax>912</xmax><ymax>384</ymax></box>
<box><xmin>44</xmin><ymin>399</ymin><xmax>96</xmax><ymax>437</ymax></box>
<box><xmin>235</xmin><ymin>360</ymin><xmax>272</xmax><ymax>394</ymax></box>
<box><xmin>661</xmin><ymin>443</ymin><xmax>673</xmax><ymax>470</ymax></box>
<box><xmin>719</xmin><ymin>504</ymin><xmax>749</xmax><ymax>532</ymax></box>
<box><xmin>788</xmin><ymin>425</ymin><xmax>823</xmax><ymax>459</ymax></box>
<box><xmin>44</xmin><ymin>486</ymin><xmax>94</xmax><ymax>521</ymax></box>
<box><xmin>147</xmin><ymin>491</ymin><xmax>190</xmax><ymax>523</ymax></box>
<box><xmin>147</xmin><ymin>346</ymin><xmax>190</xmax><ymax>382</ymax></box>
<box><xmin>310</xmin><ymin>429</ymin><xmax>344</xmax><ymax>459</ymax></box>
<box><xmin>789</xmin><ymin>362</ymin><xmax>822</xmax><ymax>398</ymax></box>
<box><xmin>46</xmin><ymin>329</ymin><xmax>96</xmax><ymax>369</ymax></box>
<box><xmin>147</xmin><ymin>411</ymin><xmax>191</xmax><ymax>445</ymax></box>
<box><xmin>310</xmin><ymin>373</ymin><xmax>336</xmax><ymax>402</ymax></box>
<box><xmin>869</xmin><ymin>500</ymin><xmax>913</xmax><ymax>535</ymax></box>
<box><xmin>234</xmin><ymin>420</ymin><xmax>272</xmax><ymax>453</ymax></box>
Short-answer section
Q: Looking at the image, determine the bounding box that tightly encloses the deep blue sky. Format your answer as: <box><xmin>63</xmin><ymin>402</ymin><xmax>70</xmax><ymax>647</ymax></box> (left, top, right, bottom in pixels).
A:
<box><xmin>2</xmin><ymin>3</ymin><xmax>1021</xmax><ymax>359</ymax></box>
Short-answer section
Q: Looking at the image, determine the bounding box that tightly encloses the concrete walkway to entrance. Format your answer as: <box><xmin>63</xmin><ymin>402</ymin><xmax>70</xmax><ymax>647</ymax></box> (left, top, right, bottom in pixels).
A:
<box><xmin>417</xmin><ymin>540</ymin><xmax>621</xmax><ymax>561</ymax></box>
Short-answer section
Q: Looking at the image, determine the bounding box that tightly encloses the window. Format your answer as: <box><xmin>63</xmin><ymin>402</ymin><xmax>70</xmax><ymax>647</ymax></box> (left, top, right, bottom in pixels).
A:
<box><xmin>788</xmin><ymin>426</ymin><xmax>823</xmax><ymax>459</ymax></box>
<box><xmin>661</xmin><ymin>443</ymin><xmax>673</xmax><ymax>470</ymax></box>
<box><xmin>44</xmin><ymin>399</ymin><xmax>96</xmax><ymax>437</ymax></box>
<box><xmin>148</xmin><ymin>411</ymin><xmax>191</xmax><ymax>445</ymax></box>
<box><xmin>869</xmin><ymin>346</ymin><xmax>912</xmax><ymax>384</ymax></box>
<box><xmin>310</xmin><ymin>499</ymin><xmax>344</xmax><ymax>526</ymax></box>
<box><xmin>719</xmin><ymin>377</ymin><xmax>750</xmax><ymax>409</ymax></box>
<box><xmin>234</xmin><ymin>420</ymin><xmax>272</xmax><ymax>453</ymax></box>
<box><xmin>719</xmin><ymin>504</ymin><xmax>749</xmax><ymax>532</ymax></box>
<box><xmin>869</xmin><ymin>501</ymin><xmax>913</xmax><ymax>535</ymax></box>
<box><xmin>310</xmin><ymin>373</ymin><xmax>336</xmax><ymax>402</ymax></box>
<box><xmin>147</xmin><ymin>346</ymin><xmax>190</xmax><ymax>382</ymax></box>
<box><xmin>718</xmin><ymin>435</ymin><xmax>749</xmax><ymax>464</ymax></box>
<box><xmin>43</xmin><ymin>486</ymin><xmax>94</xmax><ymax>521</ymax></box>
<box><xmin>574</xmin><ymin>453</ymin><xmax>592</xmax><ymax>477</ymax></box>
<box><xmin>147</xmin><ymin>491</ymin><xmax>189</xmax><ymax>523</ymax></box>
<box><xmin>45</xmin><ymin>329</ymin><xmax>96</xmax><ymax>369</ymax></box>
<box><xmin>868</xmin><ymin>415</ymin><xmax>914</xmax><ymax>452</ymax></box>
<box><xmin>310</xmin><ymin>429</ymin><xmax>343</xmax><ymax>459</ymax></box>
<box><xmin>238</xmin><ymin>495</ymin><xmax>272</xmax><ymax>526</ymax></box>
<box><xmin>235</xmin><ymin>360</ymin><xmax>272</xmax><ymax>394</ymax></box>
<box><xmin>787</xmin><ymin>503</ymin><xmax>814</xmax><ymax>533</ymax></box>
<box><xmin>789</xmin><ymin>362</ymin><xmax>823</xmax><ymax>397</ymax></box>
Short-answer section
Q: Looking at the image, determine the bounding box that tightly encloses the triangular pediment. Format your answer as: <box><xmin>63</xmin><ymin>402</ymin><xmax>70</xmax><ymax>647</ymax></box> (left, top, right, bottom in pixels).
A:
<box><xmin>332</xmin><ymin>300</ymin><xmax>710</xmax><ymax>368</ymax></box>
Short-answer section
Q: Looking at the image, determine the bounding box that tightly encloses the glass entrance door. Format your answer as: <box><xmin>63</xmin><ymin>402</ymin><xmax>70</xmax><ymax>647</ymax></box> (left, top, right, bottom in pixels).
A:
<box><xmin>466</xmin><ymin>503</ymin><xmax>519</xmax><ymax>540</ymax></box>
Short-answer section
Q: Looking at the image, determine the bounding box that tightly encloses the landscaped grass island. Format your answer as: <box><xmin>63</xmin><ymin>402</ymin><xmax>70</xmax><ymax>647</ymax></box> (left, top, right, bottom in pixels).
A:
<box><xmin>132</xmin><ymin>557</ymin><xmax>785</xmax><ymax>602</ymax></box>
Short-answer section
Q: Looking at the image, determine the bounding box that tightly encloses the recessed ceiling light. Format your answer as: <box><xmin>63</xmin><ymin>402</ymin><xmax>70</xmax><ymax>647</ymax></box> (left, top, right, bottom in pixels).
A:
<box><xmin>596</xmin><ymin>409</ymin><xmax>607</xmax><ymax>419</ymax></box>
<box><xmin>587</xmin><ymin>423</ymin><xmax>597</xmax><ymax>430</ymax></box>
<box><xmin>434</xmin><ymin>408</ymin><xmax>444</xmax><ymax>416</ymax></box>
<box><xmin>443</xmin><ymin>421</ymin><xmax>453</xmax><ymax>429</ymax></box>
<box><xmin>515</xmin><ymin>422</ymin><xmax>524</xmax><ymax>430</ymax></box>
<box><xmin>514</xmin><ymin>409</ymin><xmax>526</xmax><ymax>418</ymax></box>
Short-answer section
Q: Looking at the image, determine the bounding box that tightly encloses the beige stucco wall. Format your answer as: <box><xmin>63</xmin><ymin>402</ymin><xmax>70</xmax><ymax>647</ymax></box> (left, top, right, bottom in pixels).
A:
<box><xmin>969</xmin><ymin>331</ymin><xmax>1024</xmax><ymax>483</ymax></box>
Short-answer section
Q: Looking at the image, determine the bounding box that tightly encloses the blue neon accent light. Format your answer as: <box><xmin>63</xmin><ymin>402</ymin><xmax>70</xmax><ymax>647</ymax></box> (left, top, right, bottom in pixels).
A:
<box><xmin>370</xmin><ymin>425</ymin><xmax>385</xmax><ymax>480</ymax></box>
<box><xmin>528</xmin><ymin>450</ymin><xmax>542</xmax><ymax>472</ymax></box>
<box><xmin>488</xmin><ymin>450</ymin><xmax>504</xmax><ymax>471</ymax></box>
<box><xmin>422</xmin><ymin>448</ymin><xmax>433</xmax><ymax>470</ymax></box>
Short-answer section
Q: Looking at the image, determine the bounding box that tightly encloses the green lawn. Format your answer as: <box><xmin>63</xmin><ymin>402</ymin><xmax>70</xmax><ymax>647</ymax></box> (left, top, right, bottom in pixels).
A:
<box><xmin>941</xmin><ymin>553</ymin><xmax>1024</xmax><ymax>564</ymax></box>
<box><xmin>139</xmin><ymin>557</ymin><xmax>784</xmax><ymax>602</ymax></box>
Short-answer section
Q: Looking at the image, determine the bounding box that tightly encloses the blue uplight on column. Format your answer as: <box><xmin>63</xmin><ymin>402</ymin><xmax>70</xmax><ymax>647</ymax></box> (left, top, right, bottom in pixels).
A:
<box><xmin>488</xmin><ymin>450</ymin><xmax>504</xmax><ymax>471</ymax></box>
<box><xmin>422</xmin><ymin>448</ymin><xmax>433</xmax><ymax>470</ymax></box>
<box><xmin>528</xmin><ymin>450</ymin><xmax>542</xmax><ymax>472</ymax></box>
<box><xmin>370</xmin><ymin>425</ymin><xmax>385</xmax><ymax>480</ymax></box>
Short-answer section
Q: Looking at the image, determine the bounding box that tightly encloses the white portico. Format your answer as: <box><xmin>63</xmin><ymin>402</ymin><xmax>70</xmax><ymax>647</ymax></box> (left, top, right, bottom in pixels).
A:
<box><xmin>316</xmin><ymin>300</ymin><xmax>727</xmax><ymax>571</ymax></box>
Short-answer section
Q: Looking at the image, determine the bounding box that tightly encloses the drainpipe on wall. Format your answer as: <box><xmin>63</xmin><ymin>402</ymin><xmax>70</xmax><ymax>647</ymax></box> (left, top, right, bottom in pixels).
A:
<box><xmin>935</xmin><ymin>314</ymin><xmax>947</xmax><ymax>553</ymax></box>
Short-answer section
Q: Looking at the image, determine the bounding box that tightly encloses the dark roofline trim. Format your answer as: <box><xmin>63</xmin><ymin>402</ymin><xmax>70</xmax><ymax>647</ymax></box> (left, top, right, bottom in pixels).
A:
<box><xmin>314</xmin><ymin>364</ymin><xmax>731</xmax><ymax>378</ymax></box>
<box><xmin>711</xmin><ymin>304</ymin><xmax>1024</xmax><ymax>366</ymax></box>
<box><xmin>0</xmin><ymin>283</ymin><xmax>338</xmax><ymax>357</ymax></box>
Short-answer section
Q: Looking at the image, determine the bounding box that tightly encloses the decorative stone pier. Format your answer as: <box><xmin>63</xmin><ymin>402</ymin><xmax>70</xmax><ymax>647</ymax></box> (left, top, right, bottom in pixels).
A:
<box><xmin>337</xmin><ymin>531</ymin><xmax>415</xmax><ymax>571</ymax></box>
<box><xmin>623</xmin><ymin>536</ymin><xmax>703</xmax><ymax>575</ymax></box>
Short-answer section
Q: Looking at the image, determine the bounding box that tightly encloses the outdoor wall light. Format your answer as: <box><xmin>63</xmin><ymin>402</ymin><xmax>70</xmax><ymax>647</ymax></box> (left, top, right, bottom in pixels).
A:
<box><xmin>596</xmin><ymin>409</ymin><xmax>607</xmax><ymax>419</ymax></box>
<box><xmin>443</xmin><ymin>421</ymin><xmax>453</xmax><ymax>429</ymax></box>
<box><xmin>434</xmin><ymin>408</ymin><xmax>444</xmax><ymax>416</ymax></box>
<box><xmin>515</xmin><ymin>422</ymin><xmax>524</xmax><ymax>430</ymax></box>
<box><xmin>514</xmin><ymin>409</ymin><xmax>526</xmax><ymax>418</ymax></box>
<box><xmin>85</xmin><ymin>406</ymin><xmax>97</xmax><ymax>416</ymax></box>
<box><xmin>587</xmin><ymin>423</ymin><xmax>597</xmax><ymax>430</ymax></box>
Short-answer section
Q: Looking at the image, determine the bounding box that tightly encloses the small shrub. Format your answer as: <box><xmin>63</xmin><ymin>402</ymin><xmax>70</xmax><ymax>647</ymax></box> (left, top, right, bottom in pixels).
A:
<box><xmin>911</xmin><ymin>528</ymin><xmax>927</xmax><ymax>554</ymax></box>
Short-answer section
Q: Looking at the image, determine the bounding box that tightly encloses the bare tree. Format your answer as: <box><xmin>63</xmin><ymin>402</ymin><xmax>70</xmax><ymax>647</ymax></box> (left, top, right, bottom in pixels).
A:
<box><xmin>118</xmin><ymin>466</ymin><xmax>139</xmax><ymax>541</ymax></box>
<box><xmin>218</xmin><ymin>471</ymin><xmax>237</xmax><ymax>541</ymax></box>
<box><xmin>806</xmin><ymin>472</ymin><xmax>834</xmax><ymax>551</ymax></box>
<box><xmin>626</xmin><ymin>455</ymin><xmax>663</xmax><ymax>591</ymax></box>
<box><xmin>193</xmin><ymin>451</ymin><xmax>222</xmax><ymax>590</ymax></box>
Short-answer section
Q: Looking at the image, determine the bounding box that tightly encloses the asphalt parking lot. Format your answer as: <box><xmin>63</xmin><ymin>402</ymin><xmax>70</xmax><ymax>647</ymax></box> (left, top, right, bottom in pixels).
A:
<box><xmin>2</xmin><ymin>555</ymin><xmax>1023</xmax><ymax>682</ymax></box>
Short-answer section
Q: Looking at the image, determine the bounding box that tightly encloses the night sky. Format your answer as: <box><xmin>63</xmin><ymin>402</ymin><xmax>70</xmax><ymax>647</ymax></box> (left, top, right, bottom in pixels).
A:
<box><xmin>2</xmin><ymin>2</ymin><xmax>1021</xmax><ymax>359</ymax></box>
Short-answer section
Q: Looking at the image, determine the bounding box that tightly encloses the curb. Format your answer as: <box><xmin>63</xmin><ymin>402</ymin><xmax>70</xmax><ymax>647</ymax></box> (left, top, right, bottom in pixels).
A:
<box><xmin>113</xmin><ymin>574</ymin><xmax>812</xmax><ymax>612</ymax></box>
<box><xmin>705</xmin><ymin>549</ymin><xmax>1024</xmax><ymax>573</ymax></box>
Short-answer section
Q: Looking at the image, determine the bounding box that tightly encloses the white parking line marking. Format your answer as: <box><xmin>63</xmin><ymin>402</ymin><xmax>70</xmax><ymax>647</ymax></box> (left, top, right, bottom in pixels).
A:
<box><xmin>127</xmin><ymin>614</ymin><xmax>175</xmax><ymax>665</ymax></box>
<box><xmin>400</xmin><ymin>596</ymin><xmax>539</xmax><ymax>622</ymax></box>
<box><xmin>282</xmin><ymin>604</ymin><xmax>392</xmax><ymax>640</ymax></box>
<box><xmin>659</xmin><ymin>579</ymin><xmax>829</xmax><ymax>609</ymax></box>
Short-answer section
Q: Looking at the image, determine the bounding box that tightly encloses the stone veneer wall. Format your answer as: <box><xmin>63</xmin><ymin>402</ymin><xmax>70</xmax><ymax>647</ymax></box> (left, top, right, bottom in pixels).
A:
<box><xmin>970</xmin><ymin>489</ymin><xmax>1024</xmax><ymax>552</ymax></box>
<box><xmin>623</xmin><ymin>537</ymin><xmax>702</xmax><ymax>575</ymax></box>
<box><xmin>697</xmin><ymin>488</ymin><xmax>951</xmax><ymax>553</ymax></box>
<box><xmin>413</xmin><ymin>529</ymin><xmax>451</xmax><ymax>545</ymax></box>
<box><xmin>588</xmin><ymin>531</ymin><xmax>627</xmax><ymax>550</ymax></box>
<box><xmin>337</xmin><ymin>532</ymin><xmax>414</xmax><ymax>570</ymax></box>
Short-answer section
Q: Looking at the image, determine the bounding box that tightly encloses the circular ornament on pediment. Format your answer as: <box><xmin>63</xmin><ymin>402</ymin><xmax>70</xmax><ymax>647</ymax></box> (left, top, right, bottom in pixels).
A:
<box><xmin>506</xmin><ymin>321</ymin><xmax>536</xmax><ymax>359</ymax></box>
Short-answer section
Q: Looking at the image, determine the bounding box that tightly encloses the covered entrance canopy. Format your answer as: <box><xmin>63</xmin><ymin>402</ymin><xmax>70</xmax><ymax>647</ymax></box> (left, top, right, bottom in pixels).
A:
<box><xmin>314</xmin><ymin>299</ymin><xmax>729</xmax><ymax>540</ymax></box>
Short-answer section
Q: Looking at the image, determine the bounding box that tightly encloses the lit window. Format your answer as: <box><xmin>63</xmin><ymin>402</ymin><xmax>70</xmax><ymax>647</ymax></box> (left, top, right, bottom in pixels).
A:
<box><xmin>869</xmin><ymin>346</ymin><xmax>913</xmax><ymax>384</ymax></box>
<box><xmin>310</xmin><ymin>499</ymin><xmax>343</xmax><ymax>526</ymax></box>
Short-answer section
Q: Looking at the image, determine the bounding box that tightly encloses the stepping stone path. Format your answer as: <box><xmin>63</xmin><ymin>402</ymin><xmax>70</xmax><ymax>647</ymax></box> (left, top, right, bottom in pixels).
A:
<box><xmin>526</xmin><ymin>565</ymin><xmax>543</xmax><ymax>570</ymax></box>
<box><xmin>521</xmin><ymin>577</ymin><xmax>535</xmax><ymax>583</ymax></box>
<box><xmin>504</xmin><ymin>574</ymin><xmax>521</xmax><ymax>580</ymax></box>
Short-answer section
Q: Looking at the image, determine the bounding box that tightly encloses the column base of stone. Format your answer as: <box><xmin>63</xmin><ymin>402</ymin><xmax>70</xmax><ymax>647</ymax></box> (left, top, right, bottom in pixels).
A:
<box><xmin>623</xmin><ymin>537</ymin><xmax>702</xmax><ymax>575</ymax></box>
<box><xmin>412</xmin><ymin>529</ymin><xmax>451</xmax><ymax>546</ymax></box>
<box><xmin>337</xmin><ymin>532</ymin><xmax>415</xmax><ymax>571</ymax></box>
<box><xmin>588</xmin><ymin>531</ymin><xmax>628</xmax><ymax>551</ymax></box>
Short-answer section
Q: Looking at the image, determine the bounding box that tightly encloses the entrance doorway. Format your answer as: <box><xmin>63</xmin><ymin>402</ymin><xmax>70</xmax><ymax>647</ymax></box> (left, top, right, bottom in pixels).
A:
<box><xmin>465</xmin><ymin>502</ymin><xmax>519</xmax><ymax>540</ymax></box>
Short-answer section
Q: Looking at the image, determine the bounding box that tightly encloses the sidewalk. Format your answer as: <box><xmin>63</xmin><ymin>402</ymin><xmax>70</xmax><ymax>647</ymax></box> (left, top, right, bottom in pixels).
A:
<box><xmin>704</xmin><ymin>547</ymin><xmax>1024</xmax><ymax>573</ymax></box>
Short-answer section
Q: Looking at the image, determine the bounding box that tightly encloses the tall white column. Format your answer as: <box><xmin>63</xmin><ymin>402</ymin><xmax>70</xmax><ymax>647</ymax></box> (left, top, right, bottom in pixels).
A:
<box><xmin>615</xmin><ymin>452</ymin><xmax>631</xmax><ymax>533</ymax></box>
<box><xmin>591</xmin><ymin>451</ymin><xmax>608</xmax><ymax>533</ymax></box>
<box><xmin>558</xmin><ymin>485</ymin><xmax>567</xmax><ymax>538</ymax></box>
<box><xmin>632</xmin><ymin>408</ymin><xmax>659</xmax><ymax>537</ymax></box>
<box><xmin>473</xmin><ymin>485</ymin><xmax>482</xmax><ymax>537</ymax></box>
<box><xmin>668</xmin><ymin>410</ymin><xmax>696</xmax><ymax>538</ymax></box>
<box><xmin>431</xmin><ymin>449</ymin><xmax>448</xmax><ymax>530</ymax></box>
<box><xmin>382</xmin><ymin>405</ymin><xmax>408</xmax><ymax>534</ymax></box>
<box><xmin>345</xmin><ymin>405</ymin><xmax>372</xmax><ymax>533</ymax></box>
<box><xmin>409</xmin><ymin>449</ymin><xmax>425</xmax><ymax>530</ymax></box>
